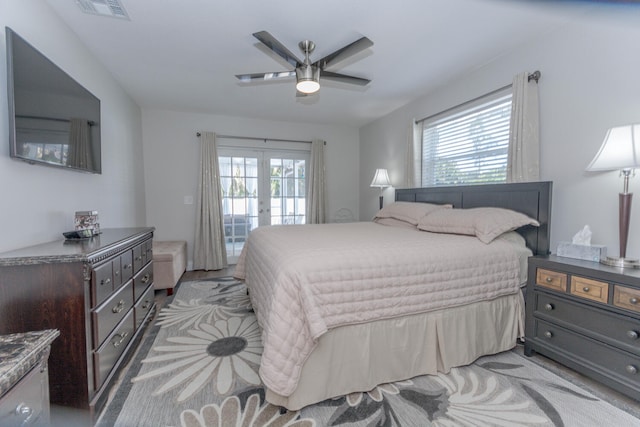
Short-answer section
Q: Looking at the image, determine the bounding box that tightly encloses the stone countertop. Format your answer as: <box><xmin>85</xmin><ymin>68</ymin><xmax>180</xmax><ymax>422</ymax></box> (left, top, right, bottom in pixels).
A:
<box><xmin>0</xmin><ymin>329</ymin><xmax>59</xmax><ymax>396</ymax></box>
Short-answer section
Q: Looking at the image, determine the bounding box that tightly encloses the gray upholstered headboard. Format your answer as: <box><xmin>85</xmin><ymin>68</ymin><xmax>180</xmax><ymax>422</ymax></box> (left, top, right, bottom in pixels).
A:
<box><xmin>395</xmin><ymin>181</ymin><xmax>552</xmax><ymax>255</ymax></box>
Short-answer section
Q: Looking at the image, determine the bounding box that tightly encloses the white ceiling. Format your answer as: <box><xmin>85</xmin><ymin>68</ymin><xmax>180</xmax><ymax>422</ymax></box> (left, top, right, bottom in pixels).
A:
<box><xmin>45</xmin><ymin>0</ymin><xmax>592</xmax><ymax>127</ymax></box>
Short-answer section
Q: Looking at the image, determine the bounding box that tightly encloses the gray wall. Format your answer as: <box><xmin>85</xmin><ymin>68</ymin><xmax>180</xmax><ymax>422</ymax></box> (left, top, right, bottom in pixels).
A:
<box><xmin>360</xmin><ymin>8</ymin><xmax>640</xmax><ymax>260</ymax></box>
<box><xmin>0</xmin><ymin>0</ymin><xmax>146</xmax><ymax>252</ymax></box>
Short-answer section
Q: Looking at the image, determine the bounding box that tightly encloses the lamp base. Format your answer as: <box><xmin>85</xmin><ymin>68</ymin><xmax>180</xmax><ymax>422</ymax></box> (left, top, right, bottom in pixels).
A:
<box><xmin>599</xmin><ymin>256</ymin><xmax>640</xmax><ymax>269</ymax></box>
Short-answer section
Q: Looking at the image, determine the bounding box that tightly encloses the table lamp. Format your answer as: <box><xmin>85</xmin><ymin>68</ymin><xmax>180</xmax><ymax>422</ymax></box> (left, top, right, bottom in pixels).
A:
<box><xmin>586</xmin><ymin>124</ymin><xmax>640</xmax><ymax>268</ymax></box>
<box><xmin>370</xmin><ymin>168</ymin><xmax>391</xmax><ymax>210</ymax></box>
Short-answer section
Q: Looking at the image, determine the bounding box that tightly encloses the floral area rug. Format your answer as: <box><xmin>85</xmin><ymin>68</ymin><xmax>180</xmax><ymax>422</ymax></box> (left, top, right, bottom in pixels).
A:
<box><xmin>106</xmin><ymin>277</ymin><xmax>640</xmax><ymax>427</ymax></box>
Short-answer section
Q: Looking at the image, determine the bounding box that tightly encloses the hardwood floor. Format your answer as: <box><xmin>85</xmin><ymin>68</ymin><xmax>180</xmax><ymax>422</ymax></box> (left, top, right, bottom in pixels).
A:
<box><xmin>181</xmin><ymin>266</ymin><xmax>235</xmax><ymax>280</ymax></box>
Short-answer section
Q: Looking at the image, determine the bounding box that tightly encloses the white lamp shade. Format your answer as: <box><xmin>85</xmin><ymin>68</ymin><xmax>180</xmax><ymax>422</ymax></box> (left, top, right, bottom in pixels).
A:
<box><xmin>370</xmin><ymin>168</ymin><xmax>391</xmax><ymax>188</ymax></box>
<box><xmin>586</xmin><ymin>124</ymin><xmax>640</xmax><ymax>171</ymax></box>
<box><xmin>295</xmin><ymin>66</ymin><xmax>320</xmax><ymax>94</ymax></box>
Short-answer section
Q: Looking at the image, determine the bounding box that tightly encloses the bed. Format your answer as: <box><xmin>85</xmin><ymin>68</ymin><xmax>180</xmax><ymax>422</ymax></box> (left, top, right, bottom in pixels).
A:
<box><xmin>234</xmin><ymin>181</ymin><xmax>552</xmax><ymax>410</ymax></box>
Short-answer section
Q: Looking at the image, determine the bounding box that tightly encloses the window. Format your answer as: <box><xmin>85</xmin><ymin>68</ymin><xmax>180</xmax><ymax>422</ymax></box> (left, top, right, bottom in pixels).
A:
<box><xmin>421</xmin><ymin>90</ymin><xmax>512</xmax><ymax>186</ymax></box>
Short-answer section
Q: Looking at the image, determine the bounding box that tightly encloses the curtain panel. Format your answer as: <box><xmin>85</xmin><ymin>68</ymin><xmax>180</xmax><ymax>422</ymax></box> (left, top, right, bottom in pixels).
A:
<box><xmin>405</xmin><ymin>120</ymin><xmax>422</xmax><ymax>188</ymax></box>
<box><xmin>507</xmin><ymin>71</ymin><xmax>540</xmax><ymax>182</ymax></box>
<box><xmin>306</xmin><ymin>139</ymin><xmax>326</xmax><ymax>224</ymax></box>
<box><xmin>193</xmin><ymin>131</ymin><xmax>228</xmax><ymax>270</ymax></box>
<box><xmin>68</xmin><ymin>118</ymin><xmax>93</xmax><ymax>170</ymax></box>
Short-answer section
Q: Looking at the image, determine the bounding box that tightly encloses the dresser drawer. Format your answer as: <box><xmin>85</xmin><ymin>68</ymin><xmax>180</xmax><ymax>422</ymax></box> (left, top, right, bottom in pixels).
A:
<box><xmin>120</xmin><ymin>250</ymin><xmax>134</xmax><ymax>284</ymax></box>
<box><xmin>92</xmin><ymin>280</ymin><xmax>134</xmax><ymax>348</ymax></box>
<box><xmin>614</xmin><ymin>285</ymin><xmax>640</xmax><ymax>314</ymax></box>
<box><xmin>133</xmin><ymin>242</ymin><xmax>146</xmax><ymax>274</ymax></box>
<box><xmin>94</xmin><ymin>310</ymin><xmax>135</xmax><ymax>389</ymax></box>
<box><xmin>570</xmin><ymin>275</ymin><xmax>609</xmax><ymax>304</ymax></box>
<box><xmin>112</xmin><ymin>256</ymin><xmax>122</xmax><ymax>288</ymax></box>
<box><xmin>0</xmin><ymin>362</ymin><xmax>47</xmax><ymax>426</ymax></box>
<box><xmin>144</xmin><ymin>240</ymin><xmax>153</xmax><ymax>267</ymax></box>
<box><xmin>92</xmin><ymin>261</ymin><xmax>114</xmax><ymax>307</ymax></box>
<box><xmin>133</xmin><ymin>262</ymin><xmax>153</xmax><ymax>301</ymax></box>
<box><xmin>134</xmin><ymin>284</ymin><xmax>155</xmax><ymax>329</ymax></box>
<box><xmin>534</xmin><ymin>292</ymin><xmax>640</xmax><ymax>355</ymax></box>
<box><xmin>533</xmin><ymin>319</ymin><xmax>640</xmax><ymax>391</ymax></box>
<box><xmin>536</xmin><ymin>268</ymin><xmax>567</xmax><ymax>292</ymax></box>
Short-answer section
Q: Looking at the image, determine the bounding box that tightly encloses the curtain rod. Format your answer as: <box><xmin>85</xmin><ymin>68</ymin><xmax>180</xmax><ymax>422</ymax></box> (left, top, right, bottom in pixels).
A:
<box><xmin>415</xmin><ymin>70</ymin><xmax>541</xmax><ymax>125</ymax></box>
<box><xmin>196</xmin><ymin>132</ymin><xmax>312</xmax><ymax>144</ymax></box>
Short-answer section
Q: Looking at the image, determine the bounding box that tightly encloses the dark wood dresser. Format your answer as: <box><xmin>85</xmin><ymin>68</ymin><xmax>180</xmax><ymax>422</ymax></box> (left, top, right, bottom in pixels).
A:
<box><xmin>525</xmin><ymin>255</ymin><xmax>640</xmax><ymax>400</ymax></box>
<box><xmin>0</xmin><ymin>227</ymin><xmax>156</xmax><ymax>421</ymax></box>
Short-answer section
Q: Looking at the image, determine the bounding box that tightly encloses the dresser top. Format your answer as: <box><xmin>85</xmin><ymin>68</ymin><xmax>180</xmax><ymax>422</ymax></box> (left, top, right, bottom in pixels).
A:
<box><xmin>0</xmin><ymin>329</ymin><xmax>59</xmax><ymax>396</ymax></box>
<box><xmin>0</xmin><ymin>227</ymin><xmax>154</xmax><ymax>267</ymax></box>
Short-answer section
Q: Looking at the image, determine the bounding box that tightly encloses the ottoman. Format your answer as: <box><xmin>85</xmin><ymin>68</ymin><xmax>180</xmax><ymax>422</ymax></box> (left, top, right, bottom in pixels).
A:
<box><xmin>152</xmin><ymin>240</ymin><xmax>187</xmax><ymax>295</ymax></box>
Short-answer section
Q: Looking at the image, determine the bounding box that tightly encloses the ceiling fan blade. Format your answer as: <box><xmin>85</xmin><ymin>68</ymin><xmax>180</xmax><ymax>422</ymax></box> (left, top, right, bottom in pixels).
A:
<box><xmin>314</xmin><ymin>36</ymin><xmax>373</xmax><ymax>69</ymax></box>
<box><xmin>253</xmin><ymin>31</ymin><xmax>302</xmax><ymax>68</ymax></box>
<box><xmin>236</xmin><ymin>71</ymin><xmax>296</xmax><ymax>82</ymax></box>
<box><xmin>321</xmin><ymin>71</ymin><xmax>370</xmax><ymax>86</ymax></box>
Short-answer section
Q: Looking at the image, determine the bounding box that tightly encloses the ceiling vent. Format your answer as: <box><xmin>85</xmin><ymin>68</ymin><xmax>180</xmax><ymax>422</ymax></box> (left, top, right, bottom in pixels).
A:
<box><xmin>75</xmin><ymin>0</ymin><xmax>130</xmax><ymax>20</ymax></box>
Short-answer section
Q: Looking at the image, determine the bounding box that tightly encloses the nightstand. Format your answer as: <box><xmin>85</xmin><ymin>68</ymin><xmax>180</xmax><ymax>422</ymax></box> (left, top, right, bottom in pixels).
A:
<box><xmin>525</xmin><ymin>255</ymin><xmax>640</xmax><ymax>400</ymax></box>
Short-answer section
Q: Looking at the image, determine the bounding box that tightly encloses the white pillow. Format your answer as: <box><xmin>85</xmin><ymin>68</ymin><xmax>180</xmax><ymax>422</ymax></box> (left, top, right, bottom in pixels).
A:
<box><xmin>373</xmin><ymin>202</ymin><xmax>452</xmax><ymax>226</ymax></box>
<box><xmin>373</xmin><ymin>217</ymin><xmax>419</xmax><ymax>229</ymax></box>
<box><xmin>417</xmin><ymin>207</ymin><xmax>539</xmax><ymax>243</ymax></box>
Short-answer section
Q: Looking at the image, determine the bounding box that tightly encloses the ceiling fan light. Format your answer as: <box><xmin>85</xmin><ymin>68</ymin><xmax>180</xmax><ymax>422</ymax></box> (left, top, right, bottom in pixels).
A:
<box><xmin>296</xmin><ymin>66</ymin><xmax>320</xmax><ymax>94</ymax></box>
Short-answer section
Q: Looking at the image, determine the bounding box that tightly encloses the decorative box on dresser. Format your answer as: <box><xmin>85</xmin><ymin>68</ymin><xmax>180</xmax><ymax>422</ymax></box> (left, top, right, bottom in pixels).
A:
<box><xmin>525</xmin><ymin>255</ymin><xmax>640</xmax><ymax>400</ymax></box>
<box><xmin>0</xmin><ymin>227</ymin><xmax>156</xmax><ymax>422</ymax></box>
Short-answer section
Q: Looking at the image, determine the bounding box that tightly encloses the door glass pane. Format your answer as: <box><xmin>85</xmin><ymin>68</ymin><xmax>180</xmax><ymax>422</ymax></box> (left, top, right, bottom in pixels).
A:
<box><xmin>270</xmin><ymin>156</ymin><xmax>306</xmax><ymax>226</ymax></box>
<box><xmin>220</xmin><ymin>155</ymin><xmax>258</xmax><ymax>259</ymax></box>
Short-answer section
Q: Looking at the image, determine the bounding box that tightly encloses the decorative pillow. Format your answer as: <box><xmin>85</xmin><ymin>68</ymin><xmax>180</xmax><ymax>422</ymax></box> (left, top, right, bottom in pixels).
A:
<box><xmin>373</xmin><ymin>217</ymin><xmax>419</xmax><ymax>229</ymax></box>
<box><xmin>417</xmin><ymin>207</ymin><xmax>540</xmax><ymax>243</ymax></box>
<box><xmin>373</xmin><ymin>201</ymin><xmax>452</xmax><ymax>226</ymax></box>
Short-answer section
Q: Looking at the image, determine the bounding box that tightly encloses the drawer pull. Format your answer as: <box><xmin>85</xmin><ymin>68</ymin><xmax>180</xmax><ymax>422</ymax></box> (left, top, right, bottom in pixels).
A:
<box><xmin>112</xmin><ymin>299</ymin><xmax>126</xmax><ymax>313</ymax></box>
<box><xmin>114</xmin><ymin>270</ymin><xmax>120</xmax><ymax>277</ymax></box>
<box><xmin>544</xmin><ymin>303</ymin><xmax>554</xmax><ymax>311</ymax></box>
<box><xmin>627</xmin><ymin>330</ymin><xmax>639</xmax><ymax>340</ymax></box>
<box><xmin>544</xmin><ymin>331</ymin><xmax>553</xmax><ymax>339</ymax></box>
<box><xmin>101</xmin><ymin>278</ymin><xmax>111</xmax><ymax>286</ymax></box>
<box><xmin>124</xmin><ymin>263</ymin><xmax>132</xmax><ymax>270</ymax></box>
<box><xmin>545</xmin><ymin>277</ymin><xmax>553</xmax><ymax>283</ymax></box>
<box><xmin>15</xmin><ymin>402</ymin><xmax>32</xmax><ymax>417</ymax></box>
<box><xmin>626</xmin><ymin>365</ymin><xmax>638</xmax><ymax>375</ymax></box>
<box><xmin>582</xmin><ymin>286</ymin><xmax>590</xmax><ymax>293</ymax></box>
<box><xmin>142</xmin><ymin>300</ymin><xmax>152</xmax><ymax>309</ymax></box>
<box><xmin>112</xmin><ymin>332</ymin><xmax>129</xmax><ymax>347</ymax></box>
<box><xmin>135</xmin><ymin>256</ymin><xmax>143</xmax><ymax>261</ymax></box>
<box><xmin>141</xmin><ymin>274</ymin><xmax>151</xmax><ymax>284</ymax></box>
<box><xmin>630</xmin><ymin>297</ymin><xmax>639</xmax><ymax>305</ymax></box>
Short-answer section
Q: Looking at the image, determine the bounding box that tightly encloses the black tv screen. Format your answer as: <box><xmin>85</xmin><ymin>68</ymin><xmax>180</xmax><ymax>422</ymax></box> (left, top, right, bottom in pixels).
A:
<box><xmin>6</xmin><ymin>27</ymin><xmax>101</xmax><ymax>174</ymax></box>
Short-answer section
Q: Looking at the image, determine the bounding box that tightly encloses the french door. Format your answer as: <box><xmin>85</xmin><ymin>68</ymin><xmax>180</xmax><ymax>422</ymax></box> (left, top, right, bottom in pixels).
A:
<box><xmin>218</xmin><ymin>148</ymin><xmax>308</xmax><ymax>261</ymax></box>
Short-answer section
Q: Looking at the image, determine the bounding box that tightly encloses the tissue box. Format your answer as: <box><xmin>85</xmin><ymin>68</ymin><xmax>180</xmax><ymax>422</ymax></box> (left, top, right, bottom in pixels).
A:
<box><xmin>556</xmin><ymin>242</ymin><xmax>607</xmax><ymax>262</ymax></box>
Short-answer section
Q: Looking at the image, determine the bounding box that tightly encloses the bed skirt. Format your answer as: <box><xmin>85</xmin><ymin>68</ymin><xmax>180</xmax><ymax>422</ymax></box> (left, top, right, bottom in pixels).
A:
<box><xmin>266</xmin><ymin>292</ymin><xmax>525</xmax><ymax>410</ymax></box>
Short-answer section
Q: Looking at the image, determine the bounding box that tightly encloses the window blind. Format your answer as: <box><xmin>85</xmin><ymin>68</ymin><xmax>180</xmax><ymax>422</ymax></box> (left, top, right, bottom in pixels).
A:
<box><xmin>422</xmin><ymin>93</ymin><xmax>512</xmax><ymax>186</ymax></box>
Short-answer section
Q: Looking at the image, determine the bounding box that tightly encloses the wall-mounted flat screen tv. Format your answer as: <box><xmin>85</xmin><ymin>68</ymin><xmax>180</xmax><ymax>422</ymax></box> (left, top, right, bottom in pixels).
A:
<box><xmin>6</xmin><ymin>27</ymin><xmax>101</xmax><ymax>174</ymax></box>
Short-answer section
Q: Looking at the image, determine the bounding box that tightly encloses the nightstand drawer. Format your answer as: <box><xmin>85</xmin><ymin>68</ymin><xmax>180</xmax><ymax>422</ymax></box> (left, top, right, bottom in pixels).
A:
<box><xmin>533</xmin><ymin>319</ymin><xmax>640</xmax><ymax>391</ymax></box>
<box><xmin>570</xmin><ymin>276</ymin><xmax>609</xmax><ymax>304</ymax></box>
<box><xmin>536</xmin><ymin>268</ymin><xmax>567</xmax><ymax>292</ymax></box>
<box><xmin>534</xmin><ymin>292</ymin><xmax>640</xmax><ymax>354</ymax></box>
<box><xmin>614</xmin><ymin>285</ymin><xmax>640</xmax><ymax>314</ymax></box>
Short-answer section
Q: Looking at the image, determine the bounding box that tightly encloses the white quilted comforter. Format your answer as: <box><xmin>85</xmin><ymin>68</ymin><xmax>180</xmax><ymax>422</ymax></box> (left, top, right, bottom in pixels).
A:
<box><xmin>234</xmin><ymin>222</ymin><xmax>531</xmax><ymax>397</ymax></box>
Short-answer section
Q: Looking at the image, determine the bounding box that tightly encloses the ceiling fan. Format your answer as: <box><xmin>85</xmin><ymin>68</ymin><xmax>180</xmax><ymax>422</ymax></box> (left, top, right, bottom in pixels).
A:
<box><xmin>235</xmin><ymin>31</ymin><xmax>373</xmax><ymax>95</ymax></box>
